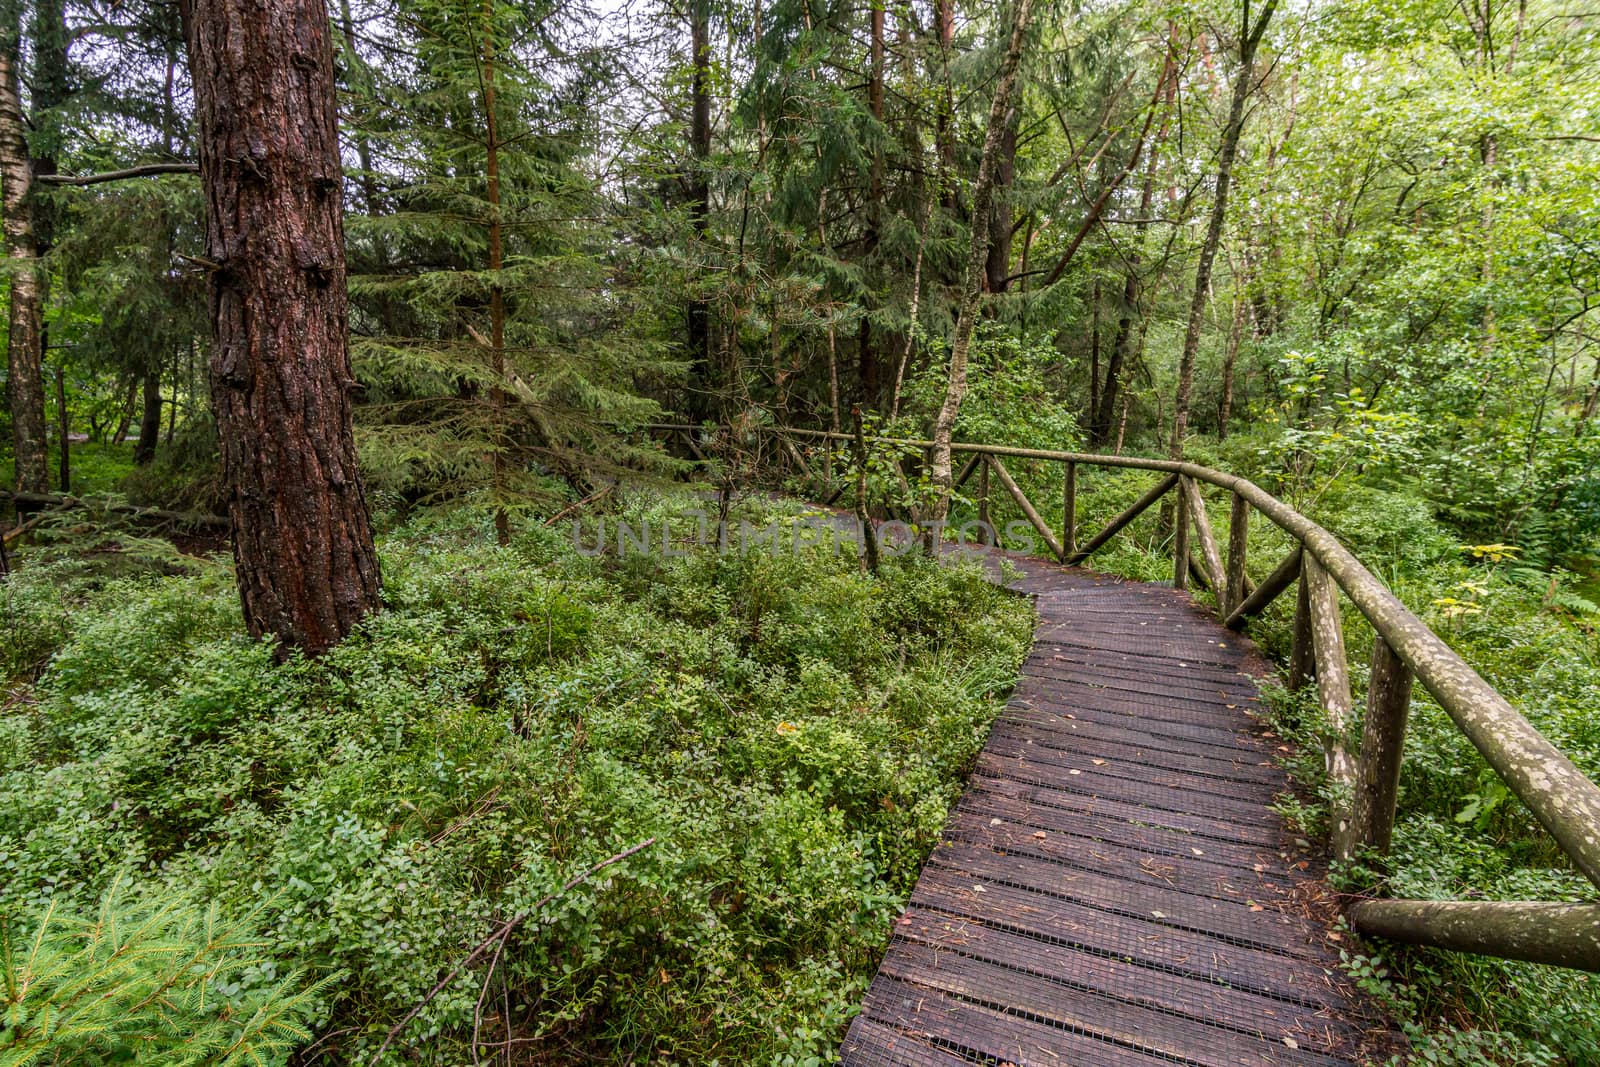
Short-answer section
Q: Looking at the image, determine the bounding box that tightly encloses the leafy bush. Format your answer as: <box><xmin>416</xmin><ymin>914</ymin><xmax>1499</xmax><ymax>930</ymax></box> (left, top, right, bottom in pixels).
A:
<box><xmin>0</xmin><ymin>491</ymin><xmax>1031</xmax><ymax>1064</ymax></box>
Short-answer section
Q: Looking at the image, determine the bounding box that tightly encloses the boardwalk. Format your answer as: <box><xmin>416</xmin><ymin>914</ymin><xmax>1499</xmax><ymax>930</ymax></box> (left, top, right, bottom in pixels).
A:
<box><xmin>841</xmin><ymin>553</ymin><xmax>1379</xmax><ymax>1066</ymax></box>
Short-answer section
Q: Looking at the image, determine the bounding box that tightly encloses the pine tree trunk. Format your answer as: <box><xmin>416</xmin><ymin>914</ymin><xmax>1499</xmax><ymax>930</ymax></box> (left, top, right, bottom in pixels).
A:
<box><xmin>1217</xmin><ymin>272</ymin><xmax>1246</xmax><ymax>440</ymax></box>
<box><xmin>1168</xmin><ymin>1</ymin><xmax>1276</xmax><ymax>458</ymax></box>
<box><xmin>1088</xmin><ymin>276</ymin><xmax>1101</xmax><ymax>423</ymax></box>
<box><xmin>0</xmin><ymin>25</ymin><xmax>47</xmax><ymax>494</ymax></box>
<box><xmin>1093</xmin><ymin>32</ymin><xmax>1176</xmax><ymax>448</ymax></box>
<box><xmin>134</xmin><ymin>367</ymin><xmax>162</xmax><ymax>465</ymax></box>
<box><xmin>984</xmin><ymin>114</ymin><xmax>1019</xmax><ymax>296</ymax></box>
<box><xmin>684</xmin><ymin>0</ymin><xmax>714</xmax><ymax>420</ymax></box>
<box><xmin>483</xmin><ymin>5</ymin><xmax>509</xmax><ymax>546</ymax></box>
<box><xmin>53</xmin><ymin>359</ymin><xmax>68</xmax><ymax>494</ymax></box>
<box><xmin>933</xmin><ymin>0</ymin><xmax>956</xmax><ymax>211</ymax></box>
<box><xmin>929</xmin><ymin>0</ymin><xmax>1035</xmax><ymax>529</ymax></box>
<box><xmin>181</xmin><ymin>0</ymin><xmax>382</xmax><ymax>654</ymax></box>
<box><xmin>858</xmin><ymin>0</ymin><xmax>885</xmax><ymax>410</ymax></box>
<box><xmin>112</xmin><ymin>378</ymin><xmax>137</xmax><ymax>445</ymax></box>
<box><xmin>337</xmin><ymin>0</ymin><xmax>381</xmax><ymax>214</ymax></box>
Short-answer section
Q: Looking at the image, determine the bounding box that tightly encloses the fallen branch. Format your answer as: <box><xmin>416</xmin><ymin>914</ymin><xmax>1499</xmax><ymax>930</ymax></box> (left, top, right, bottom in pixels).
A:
<box><xmin>0</xmin><ymin>491</ymin><xmax>228</xmax><ymax>530</ymax></box>
<box><xmin>366</xmin><ymin>836</ymin><xmax>656</xmax><ymax>1065</ymax></box>
<box><xmin>543</xmin><ymin>485</ymin><xmax>613</xmax><ymax>527</ymax></box>
<box><xmin>37</xmin><ymin>162</ymin><xmax>199</xmax><ymax>185</ymax></box>
<box><xmin>2</xmin><ymin>507</ymin><xmax>61</xmax><ymax>547</ymax></box>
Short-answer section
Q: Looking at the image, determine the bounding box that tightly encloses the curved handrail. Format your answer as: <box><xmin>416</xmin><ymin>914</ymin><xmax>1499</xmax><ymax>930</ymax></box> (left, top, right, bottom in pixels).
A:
<box><xmin>762</xmin><ymin>426</ymin><xmax>1600</xmax><ymax>892</ymax></box>
<box><xmin>649</xmin><ymin>422</ymin><xmax>1600</xmax><ymax>927</ymax></box>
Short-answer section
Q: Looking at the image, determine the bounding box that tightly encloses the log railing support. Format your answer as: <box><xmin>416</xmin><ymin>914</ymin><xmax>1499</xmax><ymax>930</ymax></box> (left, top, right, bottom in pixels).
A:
<box><xmin>1063</xmin><ymin>461</ymin><xmax>1077</xmax><ymax>561</ymax></box>
<box><xmin>1224</xmin><ymin>545</ymin><xmax>1300</xmax><ymax>631</ymax></box>
<box><xmin>1306</xmin><ymin>553</ymin><xmax>1359</xmax><ymax>856</ymax></box>
<box><xmin>1183</xmin><ymin>476</ymin><xmax>1225</xmax><ymax>594</ymax></box>
<box><xmin>1288</xmin><ymin>572</ymin><xmax>1314</xmax><ymax>690</ymax></box>
<box><xmin>1065</xmin><ymin>473</ymin><xmax>1179</xmax><ymax>566</ymax></box>
<box><xmin>1172</xmin><ymin>478</ymin><xmax>1191</xmax><ymax>590</ymax></box>
<box><xmin>989</xmin><ymin>454</ymin><xmax>1065</xmax><ymax>561</ymax></box>
<box><xmin>953</xmin><ymin>452</ymin><xmax>983</xmax><ymax>490</ymax></box>
<box><xmin>1225</xmin><ymin>492</ymin><xmax>1249</xmax><ymax>615</ymax></box>
<box><xmin>1348</xmin><ymin>900</ymin><xmax>1600</xmax><ymax>973</ymax></box>
<box><xmin>1345</xmin><ymin>636</ymin><xmax>1414</xmax><ymax>858</ymax></box>
<box><xmin>977</xmin><ymin>456</ymin><xmax>992</xmax><ymax>544</ymax></box>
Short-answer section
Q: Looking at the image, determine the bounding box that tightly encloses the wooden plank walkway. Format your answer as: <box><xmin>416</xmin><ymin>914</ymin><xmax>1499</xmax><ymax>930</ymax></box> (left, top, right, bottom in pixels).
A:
<box><xmin>841</xmin><ymin>552</ymin><xmax>1382</xmax><ymax>1066</ymax></box>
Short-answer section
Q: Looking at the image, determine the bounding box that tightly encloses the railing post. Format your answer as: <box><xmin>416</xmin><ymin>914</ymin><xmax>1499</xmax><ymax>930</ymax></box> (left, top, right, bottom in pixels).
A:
<box><xmin>978</xmin><ymin>457</ymin><xmax>994</xmax><ymax>548</ymax></box>
<box><xmin>1182</xmin><ymin>476</ymin><xmax>1226</xmax><ymax>595</ymax></box>
<box><xmin>1289</xmin><ymin>569</ymin><xmax>1314</xmax><ymax>690</ymax></box>
<box><xmin>1346</xmin><ymin>636</ymin><xmax>1414</xmax><ymax>858</ymax></box>
<box><xmin>1173</xmin><ymin>477</ymin><xmax>1191</xmax><ymax>590</ymax></box>
<box><xmin>1063</xmin><ymin>461</ymin><xmax>1077</xmax><ymax>561</ymax></box>
<box><xmin>1225</xmin><ymin>492</ymin><xmax>1249</xmax><ymax>615</ymax></box>
<box><xmin>1305</xmin><ymin>553</ymin><xmax>1359</xmax><ymax>858</ymax></box>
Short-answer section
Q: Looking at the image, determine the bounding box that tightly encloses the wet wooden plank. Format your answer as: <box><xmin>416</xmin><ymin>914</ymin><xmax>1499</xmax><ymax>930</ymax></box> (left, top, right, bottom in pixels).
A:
<box><xmin>967</xmin><ymin>769</ymin><xmax>1285</xmax><ymax>847</ymax></box>
<box><xmin>890</xmin><ymin>906</ymin><xmax>1355</xmax><ymax>1047</ymax></box>
<box><xmin>984</xmin><ymin>720</ymin><xmax>1286</xmax><ymax>786</ymax></box>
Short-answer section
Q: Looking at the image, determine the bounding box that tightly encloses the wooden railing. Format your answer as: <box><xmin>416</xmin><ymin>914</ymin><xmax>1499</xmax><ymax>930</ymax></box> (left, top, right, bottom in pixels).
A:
<box><xmin>652</xmin><ymin>423</ymin><xmax>1600</xmax><ymax>972</ymax></box>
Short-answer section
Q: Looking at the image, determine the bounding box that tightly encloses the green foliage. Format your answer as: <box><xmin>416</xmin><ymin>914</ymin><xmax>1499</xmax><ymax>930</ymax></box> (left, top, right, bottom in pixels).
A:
<box><xmin>0</xmin><ymin>491</ymin><xmax>1031</xmax><ymax>1063</ymax></box>
<box><xmin>1</xmin><ymin>878</ymin><xmax>330</xmax><ymax>1067</ymax></box>
<box><xmin>344</xmin><ymin>0</ymin><xmax>678</xmax><ymax>510</ymax></box>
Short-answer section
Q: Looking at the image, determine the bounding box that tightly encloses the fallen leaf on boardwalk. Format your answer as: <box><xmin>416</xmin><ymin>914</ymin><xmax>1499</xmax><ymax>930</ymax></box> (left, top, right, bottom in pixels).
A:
<box><xmin>1192</xmin><ymin>848</ymin><xmax>1205</xmax><ymax>856</ymax></box>
<box><xmin>1283</xmin><ymin>1037</ymin><xmax>1299</xmax><ymax>1049</ymax></box>
<box><xmin>1068</xmin><ymin>769</ymin><xmax>1082</xmax><ymax>775</ymax></box>
<box><xmin>1225</xmin><ymin>704</ymin><xmax>1237</xmax><ymax>709</ymax></box>
<box><xmin>1248</xmin><ymin>901</ymin><xmax>1266</xmax><ymax>911</ymax></box>
<box><xmin>990</xmin><ymin>818</ymin><xmax>1004</xmax><ymax>826</ymax></box>
<box><xmin>1032</xmin><ymin>831</ymin><xmax>1047</xmax><ymax>839</ymax></box>
<box><xmin>1091</xmin><ymin>759</ymin><xmax>1107</xmax><ymax>765</ymax></box>
<box><xmin>1151</xmin><ymin>910</ymin><xmax>1167</xmax><ymax>919</ymax></box>
<box><xmin>1327</xmin><ymin>932</ymin><xmax>1342</xmax><ymax>941</ymax></box>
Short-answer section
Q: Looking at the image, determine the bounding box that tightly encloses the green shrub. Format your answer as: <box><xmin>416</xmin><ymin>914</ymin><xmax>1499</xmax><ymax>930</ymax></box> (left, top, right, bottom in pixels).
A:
<box><xmin>1</xmin><ymin>493</ymin><xmax>1033</xmax><ymax>1064</ymax></box>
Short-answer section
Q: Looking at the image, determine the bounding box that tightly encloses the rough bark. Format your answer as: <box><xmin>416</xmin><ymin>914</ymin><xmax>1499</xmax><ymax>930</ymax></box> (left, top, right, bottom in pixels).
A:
<box><xmin>180</xmin><ymin>0</ymin><xmax>382</xmax><ymax>654</ymax></box>
<box><xmin>1169</xmin><ymin>0</ymin><xmax>1276</xmax><ymax>458</ymax></box>
<box><xmin>1305</xmin><ymin>552</ymin><xmax>1358</xmax><ymax>841</ymax></box>
<box><xmin>1343</xmin><ymin>636</ymin><xmax>1413</xmax><ymax>858</ymax></box>
<box><xmin>0</xmin><ymin>23</ymin><xmax>48</xmax><ymax>493</ymax></box>
<box><xmin>1348</xmin><ymin>899</ymin><xmax>1600</xmax><ymax>972</ymax></box>
<box><xmin>135</xmin><ymin>367</ymin><xmax>162</xmax><ymax>465</ymax></box>
<box><xmin>928</xmin><ymin>0</ymin><xmax>1035</xmax><ymax>530</ymax></box>
<box><xmin>983</xmin><ymin>113</ymin><xmax>1019</xmax><ymax>295</ymax></box>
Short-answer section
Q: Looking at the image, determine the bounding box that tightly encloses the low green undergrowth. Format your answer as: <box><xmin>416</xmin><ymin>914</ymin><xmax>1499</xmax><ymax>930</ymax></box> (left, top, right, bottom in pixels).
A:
<box><xmin>0</xmin><ymin>490</ymin><xmax>1032</xmax><ymax>1065</ymax></box>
